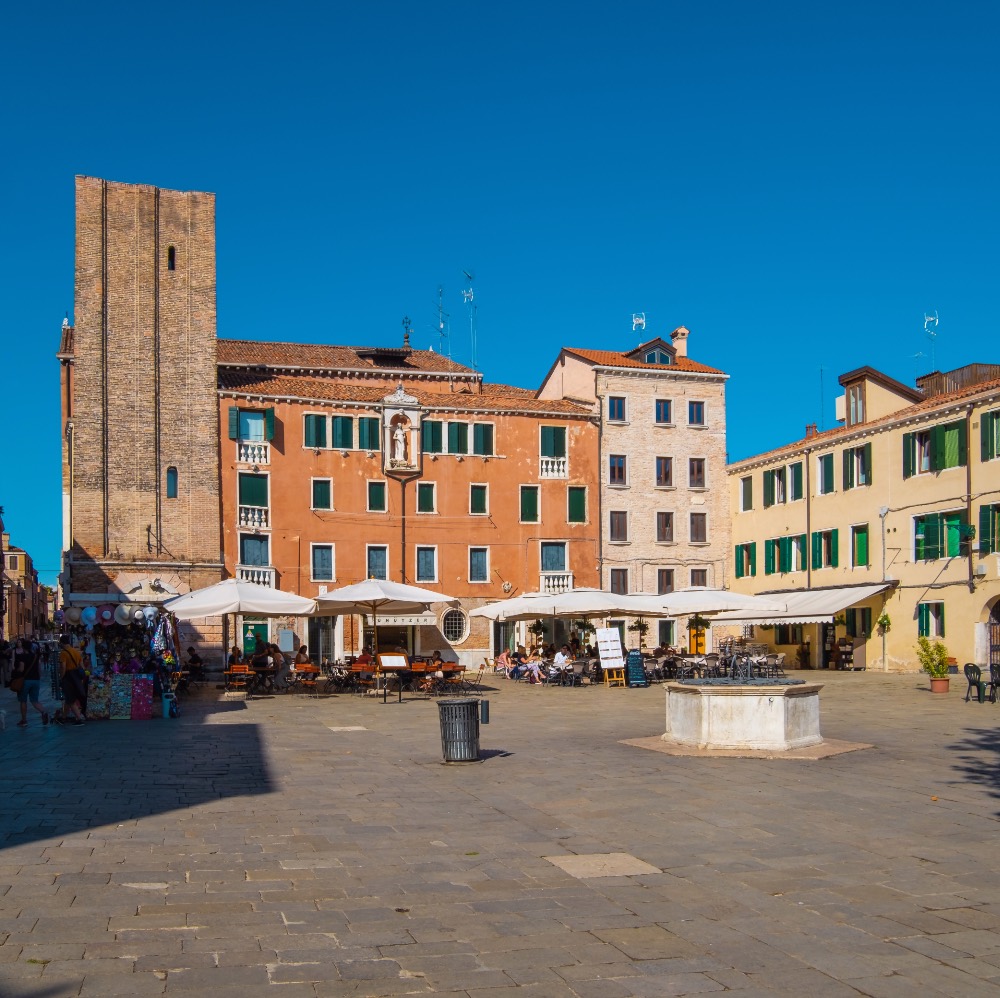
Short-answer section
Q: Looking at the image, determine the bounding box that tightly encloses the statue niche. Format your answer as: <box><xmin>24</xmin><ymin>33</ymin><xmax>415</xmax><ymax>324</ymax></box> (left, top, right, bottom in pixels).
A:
<box><xmin>388</xmin><ymin>414</ymin><xmax>413</xmax><ymax>469</ymax></box>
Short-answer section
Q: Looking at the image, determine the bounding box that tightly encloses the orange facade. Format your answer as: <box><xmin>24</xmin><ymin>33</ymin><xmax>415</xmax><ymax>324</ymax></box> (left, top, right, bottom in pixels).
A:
<box><xmin>216</xmin><ymin>341</ymin><xmax>600</xmax><ymax>661</ymax></box>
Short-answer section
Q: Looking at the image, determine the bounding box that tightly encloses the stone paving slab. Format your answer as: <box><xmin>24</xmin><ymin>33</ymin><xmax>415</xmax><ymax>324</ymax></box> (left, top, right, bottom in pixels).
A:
<box><xmin>2</xmin><ymin>671</ymin><xmax>1000</xmax><ymax>995</ymax></box>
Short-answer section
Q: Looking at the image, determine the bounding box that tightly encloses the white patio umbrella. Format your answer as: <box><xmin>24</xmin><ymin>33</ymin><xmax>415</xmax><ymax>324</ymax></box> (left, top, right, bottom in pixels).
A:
<box><xmin>470</xmin><ymin>588</ymin><xmax>634</xmax><ymax>622</ymax></box>
<box><xmin>161</xmin><ymin>578</ymin><xmax>317</xmax><ymax>620</ymax></box>
<box><xmin>619</xmin><ymin>588</ymin><xmax>788</xmax><ymax>617</ymax></box>
<box><xmin>313</xmin><ymin>579</ymin><xmax>460</xmax><ymax>655</ymax></box>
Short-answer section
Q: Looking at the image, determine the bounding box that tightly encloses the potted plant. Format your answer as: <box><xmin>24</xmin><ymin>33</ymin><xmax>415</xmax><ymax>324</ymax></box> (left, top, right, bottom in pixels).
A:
<box><xmin>916</xmin><ymin>636</ymin><xmax>950</xmax><ymax>693</ymax></box>
<box><xmin>875</xmin><ymin>611</ymin><xmax>891</xmax><ymax>635</ymax></box>
<box><xmin>627</xmin><ymin>617</ymin><xmax>650</xmax><ymax>650</ymax></box>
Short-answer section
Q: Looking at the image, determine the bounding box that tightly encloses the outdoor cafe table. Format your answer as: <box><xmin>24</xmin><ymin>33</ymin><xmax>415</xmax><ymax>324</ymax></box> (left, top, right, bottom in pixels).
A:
<box><xmin>248</xmin><ymin>664</ymin><xmax>278</xmax><ymax>695</ymax></box>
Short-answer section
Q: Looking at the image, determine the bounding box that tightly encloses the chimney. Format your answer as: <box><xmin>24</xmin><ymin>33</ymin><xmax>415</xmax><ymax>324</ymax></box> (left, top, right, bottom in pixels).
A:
<box><xmin>670</xmin><ymin>325</ymin><xmax>689</xmax><ymax>358</ymax></box>
<box><xmin>805</xmin><ymin>423</ymin><xmax>818</xmax><ymax>439</ymax></box>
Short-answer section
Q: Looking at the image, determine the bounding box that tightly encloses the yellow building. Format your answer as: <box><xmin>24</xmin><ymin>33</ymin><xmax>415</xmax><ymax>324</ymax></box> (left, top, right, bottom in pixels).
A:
<box><xmin>725</xmin><ymin>364</ymin><xmax>1000</xmax><ymax>673</ymax></box>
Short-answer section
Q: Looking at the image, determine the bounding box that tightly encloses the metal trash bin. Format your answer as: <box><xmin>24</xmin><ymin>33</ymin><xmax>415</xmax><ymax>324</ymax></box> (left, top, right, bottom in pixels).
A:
<box><xmin>437</xmin><ymin>697</ymin><xmax>480</xmax><ymax>763</ymax></box>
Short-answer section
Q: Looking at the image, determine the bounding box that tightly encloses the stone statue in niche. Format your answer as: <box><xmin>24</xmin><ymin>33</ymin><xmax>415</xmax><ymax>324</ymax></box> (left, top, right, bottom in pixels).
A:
<box><xmin>389</xmin><ymin>414</ymin><xmax>412</xmax><ymax>467</ymax></box>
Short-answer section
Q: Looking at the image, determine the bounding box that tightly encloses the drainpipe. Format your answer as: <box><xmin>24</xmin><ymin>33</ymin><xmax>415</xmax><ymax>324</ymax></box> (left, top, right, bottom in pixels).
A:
<box><xmin>966</xmin><ymin>404</ymin><xmax>975</xmax><ymax>594</ymax></box>
<box><xmin>804</xmin><ymin>448</ymin><xmax>812</xmax><ymax>590</ymax></box>
<box><xmin>879</xmin><ymin>506</ymin><xmax>889</xmax><ymax>672</ymax></box>
<box><xmin>399</xmin><ymin>478</ymin><xmax>407</xmax><ymax>583</ymax></box>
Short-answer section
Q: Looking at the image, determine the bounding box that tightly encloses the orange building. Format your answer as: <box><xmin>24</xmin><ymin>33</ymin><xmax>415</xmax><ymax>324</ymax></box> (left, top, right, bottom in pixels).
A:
<box><xmin>217</xmin><ymin>338</ymin><xmax>600</xmax><ymax>665</ymax></box>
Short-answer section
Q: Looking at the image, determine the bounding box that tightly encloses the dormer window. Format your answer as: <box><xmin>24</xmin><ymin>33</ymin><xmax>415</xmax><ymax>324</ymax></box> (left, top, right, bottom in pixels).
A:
<box><xmin>644</xmin><ymin>348</ymin><xmax>672</xmax><ymax>364</ymax></box>
<box><xmin>847</xmin><ymin>384</ymin><xmax>865</xmax><ymax>425</ymax></box>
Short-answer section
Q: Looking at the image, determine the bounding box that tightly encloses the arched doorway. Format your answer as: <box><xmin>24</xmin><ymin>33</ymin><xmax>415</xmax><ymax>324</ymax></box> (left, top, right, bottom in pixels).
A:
<box><xmin>990</xmin><ymin>599</ymin><xmax>1000</xmax><ymax>670</ymax></box>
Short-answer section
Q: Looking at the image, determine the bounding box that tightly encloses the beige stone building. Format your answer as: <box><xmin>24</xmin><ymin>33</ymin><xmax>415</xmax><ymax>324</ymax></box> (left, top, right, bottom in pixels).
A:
<box><xmin>539</xmin><ymin>327</ymin><xmax>729</xmax><ymax>649</ymax></box>
<box><xmin>726</xmin><ymin>363</ymin><xmax>1000</xmax><ymax>673</ymax></box>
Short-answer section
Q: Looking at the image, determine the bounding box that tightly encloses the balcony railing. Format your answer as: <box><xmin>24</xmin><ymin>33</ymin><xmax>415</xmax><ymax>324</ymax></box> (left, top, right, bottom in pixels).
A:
<box><xmin>236</xmin><ymin>565</ymin><xmax>275</xmax><ymax>587</ymax></box>
<box><xmin>238</xmin><ymin>505</ymin><xmax>269</xmax><ymax>529</ymax></box>
<box><xmin>237</xmin><ymin>441</ymin><xmax>270</xmax><ymax>465</ymax></box>
<box><xmin>539</xmin><ymin>456</ymin><xmax>567</xmax><ymax>479</ymax></box>
<box><xmin>540</xmin><ymin>571</ymin><xmax>573</xmax><ymax>594</ymax></box>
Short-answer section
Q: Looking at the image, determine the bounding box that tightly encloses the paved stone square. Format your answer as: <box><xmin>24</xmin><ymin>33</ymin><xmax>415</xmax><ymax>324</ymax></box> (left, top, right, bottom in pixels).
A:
<box><xmin>2</xmin><ymin>670</ymin><xmax>1000</xmax><ymax>996</ymax></box>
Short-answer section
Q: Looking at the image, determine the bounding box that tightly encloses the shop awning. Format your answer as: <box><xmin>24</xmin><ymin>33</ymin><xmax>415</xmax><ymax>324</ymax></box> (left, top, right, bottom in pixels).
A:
<box><xmin>713</xmin><ymin>584</ymin><xmax>892</xmax><ymax>626</ymax></box>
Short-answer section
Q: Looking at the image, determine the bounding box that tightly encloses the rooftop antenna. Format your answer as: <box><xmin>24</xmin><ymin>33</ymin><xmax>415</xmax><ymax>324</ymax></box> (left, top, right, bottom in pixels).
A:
<box><xmin>819</xmin><ymin>366</ymin><xmax>825</xmax><ymax>430</ymax></box>
<box><xmin>435</xmin><ymin>287</ymin><xmax>450</xmax><ymax>358</ymax></box>
<box><xmin>462</xmin><ymin>270</ymin><xmax>477</xmax><ymax>369</ymax></box>
<box><xmin>912</xmin><ymin>350</ymin><xmax>926</xmax><ymax>382</ymax></box>
<box><xmin>632</xmin><ymin>312</ymin><xmax>646</xmax><ymax>333</ymax></box>
<box><xmin>924</xmin><ymin>310</ymin><xmax>939</xmax><ymax>370</ymax></box>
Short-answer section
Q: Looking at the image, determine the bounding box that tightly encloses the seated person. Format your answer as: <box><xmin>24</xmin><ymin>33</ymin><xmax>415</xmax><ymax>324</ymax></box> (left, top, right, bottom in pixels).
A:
<box><xmin>508</xmin><ymin>647</ymin><xmax>527</xmax><ymax>680</ymax></box>
<box><xmin>227</xmin><ymin>645</ymin><xmax>243</xmax><ymax>667</ymax></box>
<box><xmin>185</xmin><ymin>646</ymin><xmax>205</xmax><ymax>682</ymax></box>
<box><xmin>553</xmin><ymin>644</ymin><xmax>571</xmax><ymax>667</ymax></box>
<box><xmin>272</xmin><ymin>644</ymin><xmax>293</xmax><ymax>689</ymax></box>
<box><xmin>429</xmin><ymin>649</ymin><xmax>445</xmax><ymax>669</ymax></box>
<box><xmin>523</xmin><ymin>649</ymin><xmax>545</xmax><ymax>685</ymax></box>
<box><xmin>355</xmin><ymin>647</ymin><xmax>374</xmax><ymax>667</ymax></box>
<box><xmin>495</xmin><ymin>648</ymin><xmax>512</xmax><ymax>676</ymax></box>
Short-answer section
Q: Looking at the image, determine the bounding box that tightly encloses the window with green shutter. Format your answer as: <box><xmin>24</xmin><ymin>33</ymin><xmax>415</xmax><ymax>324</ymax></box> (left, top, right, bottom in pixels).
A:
<box><xmin>980</xmin><ymin>503</ymin><xmax>1000</xmax><ymax>555</ymax></box>
<box><xmin>811</xmin><ymin>529</ymin><xmax>837</xmax><ymax>568</ymax></box>
<box><xmin>304</xmin><ymin>414</ymin><xmax>327</xmax><ymax>449</ymax></box>
<box><xmin>903</xmin><ymin>432</ymin><xmax>916</xmax><ymax>479</ymax></box>
<box><xmin>473</xmin><ymin>423</ymin><xmax>494</xmax><ymax>456</ymax></box>
<box><xmin>818</xmin><ymin>453</ymin><xmax>834</xmax><ymax>494</ymax></box>
<box><xmin>358</xmin><ymin>417</ymin><xmax>380</xmax><ymax>451</ymax></box>
<box><xmin>918</xmin><ymin>601</ymin><xmax>945</xmax><ymax>638</ymax></box>
<box><xmin>367</xmin><ymin>481</ymin><xmax>386</xmax><ymax>512</ymax></box>
<box><xmin>789</xmin><ymin>462</ymin><xmax>803</xmax><ymax>501</ymax></box>
<box><xmin>843</xmin><ymin>449</ymin><xmax>854</xmax><ymax>490</ymax></box>
<box><xmin>311</xmin><ymin>545</ymin><xmax>333</xmax><ymax>581</ymax></box>
<box><xmin>740</xmin><ymin>476</ymin><xmax>753</xmax><ymax>511</ymax></box>
<box><xmin>778</xmin><ymin>535</ymin><xmax>792</xmax><ymax>573</ymax></box>
<box><xmin>231</xmin><ymin>408</ymin><xmax>270</xmax><ymax>442</ymax></box>
<box><xmin>982</xmin><ymin>410</ymin><xmax>1000</xmax><ymax>462</ymax></box>
<box><xmin>930</xmin><ymin>420</ymin><xmax>967</xmax><ymax>471</ymax></box>
<box><xmin>421</xmin><ymin>420</ymin><xmax>443</xmax><ymax>453</ymax></box>
<box><xmin>238</xmin><ymin>473</ymin><xmax>268</xmax><ymax>507</ymax></box>
<box><xmin>332</xmin><ymin>416</ymin><xmax>354</xmax><ymax>450</ymax></box>
<box><xmin>764</xmin><ymin>538</ymin><xmax>776</xmax><ymax>575</ymax></box>
<box><xmin>520</xmin><ymin>485</ymin><xmax>539</xmax><ymax>523</ymax></box>
<box><xmin>567</xmin><ymin>486</ymin><xmax>586</xmax><ymax>523</ymax></box>
<box><xmin>734</xmin><ymin>542</ymin><xmax>756</xmax><ymax>579</ymax></box>
<box><xmin>763</xmin><ymin>469</ymin><xmax>775</xmax><ymax>508</ymax></box>
<box><xmin>851</xmin><ymin>524</ymin><xmax>869</xmax><ymax>567</ymax></box>
<box><xmin>417</xmin><ymin>483</ymin><xmax>436</xmax><ymax>513</ymax></box>
<box><xmin>447</xmin><ymin>421</ymin><xmax>469</xmax><ymax>454</ymax></box>
<box><xmin>540</xmin><ymin>425</ymin><xmax>566</xmax><ymax>458</ymax></box>
<box><xmin>311</xmin><ymin>479</ymin><xmax>332</xmax><ymax>510</ymax></box>
<box><xmin>470</xmin><ymin>484</ymin><xmax>488</xmax><ymax>514</ymax></box>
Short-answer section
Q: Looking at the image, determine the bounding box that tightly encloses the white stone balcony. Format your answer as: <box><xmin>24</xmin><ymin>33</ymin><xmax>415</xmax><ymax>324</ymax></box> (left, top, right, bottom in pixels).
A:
<box><xmin>539</xmin><ymin>456</ymin><xmax>568</xmax><ymax>478</ymax></box>
<box><xmin>236</xmin><ymin>565</ymin><xmax>275</xmax><ymax>587</ymax></box>
<box><xmin>540</xmin><ymin>572</ymin><xmax>574</xmax><ymax>594</ymax></box>
<box><xmin>237</xmin><ymin>441</ymin><xmax>270</xmax><ymax>465</ymax></box>
<box><xmin>238</xmin><ymin>505</ymin><xmax>269</xmax><ymax>529</ymax></box>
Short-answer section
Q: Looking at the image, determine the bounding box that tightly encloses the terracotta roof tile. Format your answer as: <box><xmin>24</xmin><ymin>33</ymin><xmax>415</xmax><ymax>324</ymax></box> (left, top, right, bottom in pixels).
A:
<box><xmin>563</xmin><ymin>347</ymin><xmax>725</xmax><ymax>376</ymax></box>
<box><xmin>218</xmin><ymin>370</ymin><xmax>593</xmax><ymax>417</ymax></box>
<box><xmin>217</xmin><ymin>338</ymin><xmax>477</xmax><ymax>375</ymax></box>
<box><xmin>729</xmin><ymin>374</ymin><xmax>1000</xmax><ymax>468</ymax></box>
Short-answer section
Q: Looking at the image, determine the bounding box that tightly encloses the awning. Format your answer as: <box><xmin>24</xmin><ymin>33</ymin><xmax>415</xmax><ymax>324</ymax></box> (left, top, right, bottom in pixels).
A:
<box><xmin>713</xmin><ymin>584</ymin><xmax>892</xmax><ymax>625</ymax></box>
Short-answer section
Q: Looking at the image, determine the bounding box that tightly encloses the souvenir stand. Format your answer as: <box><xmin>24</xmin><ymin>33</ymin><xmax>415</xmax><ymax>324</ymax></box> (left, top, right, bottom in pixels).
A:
<box><xmin>61</xmin><ymin>603</ymin><xmax>180</xmax><ymax>720</ymax></box>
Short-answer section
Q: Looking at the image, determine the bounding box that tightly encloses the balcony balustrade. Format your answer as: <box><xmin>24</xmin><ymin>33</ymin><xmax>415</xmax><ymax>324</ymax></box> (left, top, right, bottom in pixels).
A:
<box><xmin>539</xmin><ymin>456</ymin><xmax>568</xmax><ymax>478</ymax></box>
<box><xmin>238</xmin><ymin>505</ymin><xmax>269</xmax><ymax>529</ymax></box>
<box><xmin>540</xmin><ymin>572</ymin><xmax>574</xmax><ymax>594</ymax></box>
<box><xmin>236</xmin><ymin>565</ymin><xmax>275</xmax><ymax>587</ymax></box>
<box><xmin>237</xmin><ymin>441</ymin><xmax>270</xmax><ymax>465</ymax></box>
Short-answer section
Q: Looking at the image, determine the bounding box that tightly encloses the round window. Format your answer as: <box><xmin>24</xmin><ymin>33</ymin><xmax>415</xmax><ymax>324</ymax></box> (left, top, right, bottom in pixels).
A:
<box><xmin>442</xmin><ymin>608</ymin><xmax>468</xmax><ymax>643</ymax></box>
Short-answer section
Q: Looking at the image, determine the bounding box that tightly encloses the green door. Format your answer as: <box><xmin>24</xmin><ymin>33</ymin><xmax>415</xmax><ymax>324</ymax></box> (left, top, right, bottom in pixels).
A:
<box><xmin>242</xmin><ymin>621</ymin><xmax>269</xmax><ymax>654</ymax></box>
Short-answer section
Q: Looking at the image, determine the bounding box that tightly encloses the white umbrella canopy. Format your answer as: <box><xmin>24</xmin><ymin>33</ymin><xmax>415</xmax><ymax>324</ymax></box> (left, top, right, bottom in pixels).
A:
<box><xmin>619</xmin><ymin>587</ymin><xmax>788</xmax><ymax>618</ymax></box>
<box><xmin>313</xmin><ymin>579</ymin><xmax>460</xmax><ymax>617</ymax></box>
<box><xmin>470</xmin><ymin>588</ymin><xmax>637</xmax><ymax>622</ymax></box>
<box><xmin>161</xmin><ymin>578</ymin><xmax>317</xmax><ymax>620</ymax></box>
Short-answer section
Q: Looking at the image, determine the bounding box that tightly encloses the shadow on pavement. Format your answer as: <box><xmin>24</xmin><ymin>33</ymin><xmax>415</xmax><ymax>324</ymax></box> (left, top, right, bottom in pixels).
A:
<box><xmin>948</xmin><ymin>723</ymin><xmax>1000</xmax><ymax>811</ymax></box>
<box><xmin>0</xmin><ymin>692</ymin><xmax>274</xmax><ymax>848</ymax></box>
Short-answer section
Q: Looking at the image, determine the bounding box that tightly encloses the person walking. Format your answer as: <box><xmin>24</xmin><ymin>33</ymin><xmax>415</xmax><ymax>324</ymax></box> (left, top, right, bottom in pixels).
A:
<box><xmin>57</xmin><ymin>636</ymin><xmax>87</xmax><ymax>725</ymax></box>
<box><xmin>12</xmin><ymin>639</ymin><xmax>48</xmax><ymax>727</ymax></box>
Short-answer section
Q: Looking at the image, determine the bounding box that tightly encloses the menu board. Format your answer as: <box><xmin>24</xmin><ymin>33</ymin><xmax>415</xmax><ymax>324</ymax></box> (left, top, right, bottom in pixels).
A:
<box><xmin>595</xmin><ymin>628</ymin><xmax>624</xmax><ymax>671</ymax></box>
<box><xmin>625</xmin><ymin>649</ymin><xmax>649</xmax><ymax>688</ymax></box>
<box><xmin>377</xmin><ymin>653</ymin><xmax>409</xmax><ymax>671</ymax></box>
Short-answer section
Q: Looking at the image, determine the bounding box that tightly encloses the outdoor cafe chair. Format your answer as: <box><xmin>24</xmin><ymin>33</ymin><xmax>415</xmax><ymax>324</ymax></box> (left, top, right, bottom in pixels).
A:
<box><xmin>701</xmin><ymin>654</ymin><xmax>722</xmax><ymax>678</ymax></box>
<box><xmin>673</xmin><ymin>657</ymin><xmax>697</xmax><ymax>681</ymax></box>
<box><xmin>989</xmin><ymin>664</ymin><xmax>1000</xmax><ymax>704</ymax></box>
<box><xmin>224</xmin><ymin>664</ymin><xmax>251</xmax><ymax>700</ymax></box>
<box><xmin>964</xmin><ymin>664</ymin><xmax>989</xmax><ymax>704</ymax></box>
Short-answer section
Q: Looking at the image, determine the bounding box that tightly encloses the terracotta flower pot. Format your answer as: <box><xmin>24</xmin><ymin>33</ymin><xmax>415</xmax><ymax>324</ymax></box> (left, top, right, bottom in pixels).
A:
<box><xmin>929</xmin><ymin>677</ymin><xmax>950</xmax><ymax>694</ymax></box>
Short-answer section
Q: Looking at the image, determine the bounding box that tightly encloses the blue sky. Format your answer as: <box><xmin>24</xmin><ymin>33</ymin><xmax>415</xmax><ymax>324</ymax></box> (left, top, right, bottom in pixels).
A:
<box><xmin>2</xmin><ymin>1</ymin><xmax>997</xmax><ymax>586</ymax></box>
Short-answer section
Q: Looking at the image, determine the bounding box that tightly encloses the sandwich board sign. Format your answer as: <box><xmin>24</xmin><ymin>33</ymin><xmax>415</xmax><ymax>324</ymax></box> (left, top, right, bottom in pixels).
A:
<box><xmin>596</xmin><ymin>627</ymin><xmax>625</xmax><ymax>672</ymax></box>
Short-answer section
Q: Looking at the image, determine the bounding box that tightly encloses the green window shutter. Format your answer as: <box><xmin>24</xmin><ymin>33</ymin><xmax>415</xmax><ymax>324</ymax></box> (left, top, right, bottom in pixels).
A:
<box><xmin>811</xmin><ymin>531</ymin><xmax>822</xmax><ymax>569</ymax></box>
<box><xmin>764</xmin><ymin>539</ymin><xmax>775</xmax><ymax>575</ymax></box>
<box><xmin>845</xmin><ymin>609</ymin><xmax>856</xmax><ymax>638</ymax></box>
<box><xmin>417</xmin><ymin>484</ymin><xmax>435</xmax><ymax>513</ymax></box>
<box><xmin>927</xmin><ymin>513</ymin><xmax>942</xmax><ymax>560</ymax></box>
<box><xmin>903</xmin><ymin>432</ymin><xmax>914</xmax><ymax>479</ymax></box>
<box><xmin>957</xmin><ymin>421</ymin><xmax>968</xmax><ymax>467</ymax></box>
<box><xmin>914</xmin><ymin>516</ymin><xmax>926</xmax><ymax>560</ymax></box>
<box><xmin>790</xmin><ymin>462</ymin><xmax>803</xmax><ymax>500</ymax></box>
<box><xmin>304</xmin><ymin>415</ymin><xmax>327</xmax><ymax>449</ymax></box>
<box><xmin>567</xmin><ymin>486</ymin><xmax>586</xmax><ymax>523</ymax></box>
<box><xmin>228</xmin><ymin>406</ymin><xmax>239</xmax><ymax>440</ymax></box>
<box><xmin>980</xmin><ymin>504</ymin><xmax>995</xmax><ymax>556</ymax></box>
<box><xmin>332</xmin><ymin>416</ymin><xmax>354</xmax><ymax>450</ymax></box>
<box><xmin>735</xmin><ymin>546</ymin><xmax>744</xmax><ymax>579</ymax></box>
<box><xmin>856</xmin><ymin>526</ymin><xmax>868</xmax><ymax>566</ymax></box>
<box><xmin>863</xmin><ymin>443</ymin><xmax>872</xmax><ymax>485</ymax></box>
<box><xmin>448</xmin><ymin>422</ymin><xmax>468</xmax><ymax>454</ymax></box>
<box><xmin>238</xmin><ymin>473</ymin><xmax>268</xmax><ymax>507</ymax></box>
<box><xmin>473</xmin><ymin>423</ymin><xmax>494</xmax><ymax>456</ymax></box>
<box><xmin>763</xmin><ymin>470</ymin><xmax>775</xmax><ymax>508</ymax></box>
<box><xmin>312</xmin><ymin>479</ymin><xmax>331</xmax><ymax>509</ymax></box>
<box><xmin>470</xmin><ymin>485</ymin><xmax>487</xmax><ymax>514</ymax></box>
<box><xmin>264</xmin><ymin>408</ymin><xmax>275</xmax><ymax>441</ymax></box>
<box><xmin>843</xmin><ymin>449</ymin><xmax>854</xmax><ymax>490</ymax></box>
<box><xmin>368</xmin><ymin>481</ymin><xmax>386</xmax><ymax>511</ymax></box>
<box><xmin>779</xmin><ymin>536</ymin><xmax>791</xmax><ymax>573</ymax></box>
<box><xmin>822</xmin><ymin>453</ymin><xmax>834</xmax><ymax>493</ymax></box>
<box><xmin>540</xmin><ymin>426</ymin><xmax>554</xmax><ymax>457</ymax></box>
<box><xmin>520</xmin><ymin>486</ymin><xmax>538</xmax><ymax>522</ymax></box>
<box><xmin>742</xmin><ymin>476</ymin><xmax>753</xmax><ymax>510</ymax></box>
<box><xmin>552</xmin><ymin>426</ymin><xmax>566</xmax><ymax>458</ymax></box>
<box><xmin>918</xmin><ymin>602</ymin><xmax>929</xmax><ymax>638</ymax></box>
<box><xmin>749</xmin><ymin>541</ymin><xmax>757</xmax><ymax>576</ymax></box>
<box><xmin>829</xmin><ymin>528</ymin><xmax>839</xmax><ymax>567</ymax></box>
<box><xmin>358</xmin><ymin>417</ymin><xmax>379</xmax><ymax>451</ymax></box>
<box><xmin>944</xmin><ymin>513</ymin><xmax>961</xmax><ymax>558</ymax></box>
<box><xmin>422</xmin><ymin>420</ymin><xmax>442</xmax><ymax>453</ymax></box>
<box><xmin>939</xmin><ymin>603</ymin><xmax>946</xmax><ymax>638</ymax></box>
<box><xmin>929</xmin><ymin>424</ymin><xmax>945</xmax><ymax>471</ymax></box>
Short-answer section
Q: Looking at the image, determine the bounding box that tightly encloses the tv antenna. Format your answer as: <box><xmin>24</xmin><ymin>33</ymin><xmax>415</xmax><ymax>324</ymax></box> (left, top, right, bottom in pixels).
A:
<box><xmin>462</xmin><ymin>269</ymin><xmax>478</xmax><ymax>369</ymax></box>
<box><xmin>632</xmin><ymin>312</ymin><xmax>646</xmax><ymax>332</ymax></box>
<box><xmin>923</xmin><ymin>310</ymin><xmax>938</xmax><ymax>370</ymax></box>
<box><xmin>435</xmin><ymin>287</ymin><xmax>450</xmax><ymax>358</ymax></box>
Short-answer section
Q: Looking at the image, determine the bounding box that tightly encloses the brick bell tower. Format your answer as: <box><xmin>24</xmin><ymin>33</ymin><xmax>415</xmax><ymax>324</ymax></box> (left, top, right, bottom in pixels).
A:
<box><xmin>64</xmin><ymin>176</ymin><xmax>223</xmax><ymax>604</ymax></box>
